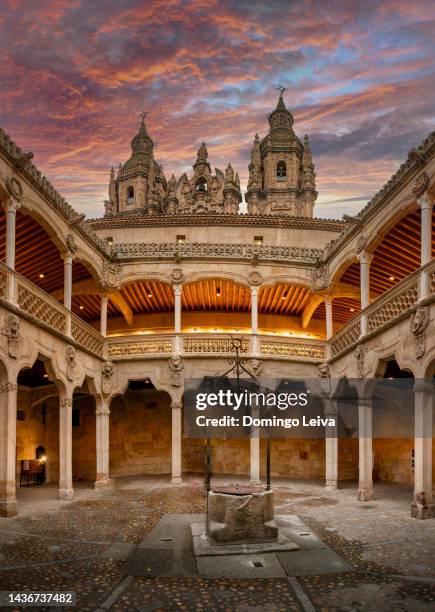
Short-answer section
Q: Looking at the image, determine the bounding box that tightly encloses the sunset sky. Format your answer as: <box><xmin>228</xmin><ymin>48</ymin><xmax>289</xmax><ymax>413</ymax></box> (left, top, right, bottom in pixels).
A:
<box><xmin>1</xmin><ymin>0</ymin><xmax>434</xmax><ymax>219</ymax></box>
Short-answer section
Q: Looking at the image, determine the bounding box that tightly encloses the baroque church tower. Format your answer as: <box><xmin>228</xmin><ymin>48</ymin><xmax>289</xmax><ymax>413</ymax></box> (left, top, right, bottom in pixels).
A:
<box><xmin>245</xmin><ymin>92</ymin><xmax>317</xmax><ymax>217</ymax></box>
<box><xmin>105</xmin><ymin>114</ymin><xmax>168</xmax><ymax>216</ymax></box>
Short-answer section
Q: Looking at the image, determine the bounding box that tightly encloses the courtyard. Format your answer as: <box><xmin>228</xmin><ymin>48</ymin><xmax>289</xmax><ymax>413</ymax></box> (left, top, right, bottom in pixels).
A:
<box><xmin>0</xmin><ymin>476</ymin><xmax>434</xmax><ymax>611</ymax></box>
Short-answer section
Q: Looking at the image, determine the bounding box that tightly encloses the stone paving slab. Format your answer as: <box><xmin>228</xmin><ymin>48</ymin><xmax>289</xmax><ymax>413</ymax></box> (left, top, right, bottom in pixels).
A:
<box><xmin>197</xmin><ymin>553</ymin><xmax>287</xmax><ymax>579</ymax></box>
<box><xmin>138</xmin><ymin>513</ymin><xmax>203</xmax><ymax>549</ymax></box>
<box><xmin>122</xmin><ymin>547</ymin><xmax>197</xmax><ymax>577</ymax></box>
<box><xmin>277</xmin><ymin>548</ymin><xmax>354</xmax><ymax>576</ymax></box>
<box><xmin>276</xmin><ymin>514</ymin><xmax>329</xmax><ymax>550</ymax></box>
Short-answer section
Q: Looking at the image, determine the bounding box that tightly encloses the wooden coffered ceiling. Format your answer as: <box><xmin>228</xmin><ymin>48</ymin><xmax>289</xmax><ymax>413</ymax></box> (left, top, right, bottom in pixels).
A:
<box><xmin>341</xmin><ymin>209</ymin><xmax>435</xmax><ymax>293</ymax></box>
<box><xmin>0</xmin><ymin>208</ymin><xmax>93</xmax><ymax>294</ymax></box>
<box><xmin>313</xmin><ymin>298</ymin><xmax>361</xmax><ymax>324</ymax></box>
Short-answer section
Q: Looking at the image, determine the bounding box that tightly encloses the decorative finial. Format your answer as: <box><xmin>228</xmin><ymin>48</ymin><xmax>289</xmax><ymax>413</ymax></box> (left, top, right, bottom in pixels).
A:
<box><xmin>275</xmin><ymin>84</ymin><xmax>287</xmax><ymax>96</ymax></box>
<box><xmin>140</xmin><ymin>110</ymin><xmax>148</xmax><ymax>125</ymax></box>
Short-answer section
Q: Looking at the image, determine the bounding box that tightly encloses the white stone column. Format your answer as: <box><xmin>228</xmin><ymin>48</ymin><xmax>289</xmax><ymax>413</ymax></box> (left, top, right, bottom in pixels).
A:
<box><xmin>59</xmin><ymin>392</ymin><xmax>74</xmax><ymax>500</ymax></box>
<box><xmin>171</xmin><ymin>401</ymin><xmax>182</xmax><ymax>484</ymax></box>
<box><xmin>249</xmin><ymin>399</ymin><xmax>261</xmax><ymax>484</ymax></box>
<box><xmin>63</xmin><ymin>253</ymin><xmax>73</xmax><ymax>337</ymax></box>
<box><xmin>412</xmin><ymin>381</ymin><xmax>433</xmax><ymax>518</ymax></box>
<box><xmin>250</xmin><ymin>285</ymin><xmax>259</xmax><ymax>355</ymax></box>
<box><xmin>357</xmin><ymin>397</ymin><xmax>373</xmax><ymax>501</ymax></box>
<box><xmin>325</xmin><ymin>297</ymin><xmax>333</xmax><ymax>340</ymax></box>
<box><xmin>0</xmin><ymin>382</ymin><xmax>18</xmax><ymax>517</ymax></box>
<box><xmin>95</xmin><ymin>399</ymin><xmax>111</xmax><ymax>490</ymax></box>
<box><xmin>325</xmin><ymin>398</ymin><xmax>338</xmax><ymax>490</ymax></box>
<box><xmin>3</xmin><ymin>198</ymin><xmax>21</xmax><ymax>302</ymax></box>
<box><xmin>358</xmin><ymin>252</ymin><xmax>372</xmax><ymax>336</ymax></box>
<box><xmin>173</xmin><ymin>284</ymin><xmax>182</xmax><ymax>354</ymax></box>
<box><xmin>417</xmin><ymin>193</ymin><xmax>434</xmax><ymax>299</ymax></box>
<box><xmin>100</xmin><ymin>294</ymin><xmax>108</xmax><ymax>337</ymax></box>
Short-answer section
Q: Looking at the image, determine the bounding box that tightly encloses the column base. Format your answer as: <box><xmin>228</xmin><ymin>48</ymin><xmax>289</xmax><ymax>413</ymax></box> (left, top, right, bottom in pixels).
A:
<box><xmin>357</xmin><ymin>487</ymin><xmax>373</xmax><ymax>501</ymax></box>
<box><xmin>58</xmin><ymin>488</ymin><xmax>74</xmax><ymax>501</ymax></box>
<box><xmin>0</xmin><ymin>500</ymin><xmax>18</xmax><ymax>517</ymax></box>
<box><xmin>250</xmin><ymin>479</ymin><xmax>261</xmax><ymax>485</ymax></box>
<box><xmin>411</xmin><ymin>493</ymin><xmax>434</xmax><ymax>519</ymax></box>
<box><xmin>171</xmin><ymin>476</ymin><xmax>182</xmax><ymax>485</ymax></box>
<box><xmin>94</xmin><ymin>478</ymin><xmax>113</xmax><ymax>491</ymax></box>
<box><xmin>325</xmin><ymin>481</ymin><xmax>338</xmax><ymax>490</ymax></box>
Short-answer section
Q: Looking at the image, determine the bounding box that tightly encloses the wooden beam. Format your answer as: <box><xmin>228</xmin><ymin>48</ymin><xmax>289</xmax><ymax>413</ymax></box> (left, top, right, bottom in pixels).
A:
<box><xmin>302</xmin><ymin>294</ymin><xmax>324</xmax><ymax>329</ymax></box>
<box><xmin>51</xmin><ymin>278</ymin><xmax>99</xmax><ymax>299</ymax></box>
<box><xmin>108</xmin><ymin>291</ymin><xmax>134</xmax><ymax>326</ymax></box>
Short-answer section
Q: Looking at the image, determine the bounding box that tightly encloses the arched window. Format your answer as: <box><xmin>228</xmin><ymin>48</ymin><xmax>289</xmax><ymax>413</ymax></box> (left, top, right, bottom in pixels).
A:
<box><xmin>127</xmin><ymin>186</ymin><xmax>135</xmax><ymax>204</ymax></box>
<box><xmin>196</xmin><ymin>179</ymin><xmax>208</xmax><ymax>193</ymax></box>
<box><xmin>277</xmin><ymin>161</ymin><xmax>287</xmax><ymax>179</ymax></box>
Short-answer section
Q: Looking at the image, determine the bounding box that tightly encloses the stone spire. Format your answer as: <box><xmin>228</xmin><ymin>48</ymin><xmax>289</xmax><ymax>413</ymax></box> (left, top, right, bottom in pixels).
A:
<box><xmin>268</xmin><ymin>93</ymin><xmax>294</xmax><ymax>134</ymax></box>
<box><xmin>302</xmin><ymin>134</ymin><xmax>316</xmax><ymax>189</ymax></box>
<box><xmin>130</xmin><ymin>114</ymin><xmax>154</xmax><ymax>156</ymax></box>
<box><xmin>193</xmin><ymin>142</ymin><xmax>211</xmax><ymax>174</ymax></box>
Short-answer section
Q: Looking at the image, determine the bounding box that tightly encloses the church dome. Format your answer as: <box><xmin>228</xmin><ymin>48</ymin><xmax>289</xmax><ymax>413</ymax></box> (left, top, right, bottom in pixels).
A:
<box><xmin>131</xmin><ymin>115</ymin><xmax>154</xmax><ymax>156</ymax></box>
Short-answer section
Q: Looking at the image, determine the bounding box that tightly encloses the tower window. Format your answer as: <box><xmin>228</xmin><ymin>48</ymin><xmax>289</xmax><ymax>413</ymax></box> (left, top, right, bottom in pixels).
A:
<box><xmin>196</xmin><ymin>180</ymin><xmax>208</xmax><ymax>193</ymax></box>
<box><xmin>127</xmin><ymin>186</ymin><xmax>135</xmax><ymax>204</ymax></box>
<box><xmin>277</xmin><ymin>161</ymin><xmax>287</xmax><ymax>179</ymax></box>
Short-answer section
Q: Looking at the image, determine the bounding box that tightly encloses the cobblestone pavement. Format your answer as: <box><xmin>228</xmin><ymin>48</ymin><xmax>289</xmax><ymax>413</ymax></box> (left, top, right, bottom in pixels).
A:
<box><xmin>0</xmin><ymin>477</ymin><xmax>434</xmax><ymax>611</ymax></box>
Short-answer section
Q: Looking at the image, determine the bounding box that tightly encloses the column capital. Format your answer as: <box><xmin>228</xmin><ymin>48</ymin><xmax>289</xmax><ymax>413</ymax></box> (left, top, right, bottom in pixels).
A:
<box><xmin>3</xmin><ymin>197</ymin><xmax>21</xmax><ymax>214</ymax></box>
<box><xmin>0</xmin><ymin>382</ymin><xmax>18</xmax><ymax>394</ymax></box>
<box><xmin>357</xmin><ymin>251</ymin><xmax>373</xmax><ymax>266</ymax></box>
<box><xmin>417</xmin><ymin>193</ymin><xmax>434</xmax><ymax>211</ymax></box>
<box><xmin>250</xmin><ymin>285</ymin><xmax>259</xmax><ymax>297</ymax></box>
<box><xmin>414</xmin><ymin>380</ymin><xmax>433</xmax><ymax>394</ymax></box>
<box><xmin>171</xmin><ymin>400</ymin><xmax>182</xmax><ymax>410</ymax></box>
<box><xmin>358</xmin><ymin>397</ymin><xmax>372</xmax><ymax>408</ymax></box>
<box><xmin>96</xmin><ymin>406</ymin><xmax>110</xmax><ymax>416</ymax></box>
<box><xmin>173</xmin><ymin>284</ymin><xmax>182</xmax><ymax>296</ymax></box>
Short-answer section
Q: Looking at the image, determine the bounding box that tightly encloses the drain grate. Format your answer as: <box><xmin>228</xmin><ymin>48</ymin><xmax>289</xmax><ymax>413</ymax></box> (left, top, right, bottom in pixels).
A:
<box><xmin>252</xmin><ymin>561</ymin><xmax>264</xmax><ymax>568</ymax></box>
<box><xmin>160</xmin><ymin>537</ymin><xmax>173</xmax><ymax>542</ymax></box>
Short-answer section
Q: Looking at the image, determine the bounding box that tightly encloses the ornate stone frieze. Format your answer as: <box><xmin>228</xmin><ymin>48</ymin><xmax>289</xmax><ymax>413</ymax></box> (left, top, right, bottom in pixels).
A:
<box><xmin>102</xmin><ymin>361</ymin><xmax>115</xmax><ymax>396</ymax></box>
<box><xmin>168</xmin><ymin>355</ymin><xmax>184</xmax><ymax>386</ymax></box>
<box><xmin>1</xmin><ymin>314</ymin><xmax>22</xmax><ymax>358</ymax></box>
<box><xmin>410</xmin><ymin>306</ymin><xmax>430</xmax><ymax>359</ymax></box>
<box><xmin>312</xmin><ymin>262</ymin><xmax>329</xmax><ymax>291</ymax></box>
<box><xmin>114</xmin><ymin>241</ymin><xmax>323</xmax><ymax>264</ymax></box>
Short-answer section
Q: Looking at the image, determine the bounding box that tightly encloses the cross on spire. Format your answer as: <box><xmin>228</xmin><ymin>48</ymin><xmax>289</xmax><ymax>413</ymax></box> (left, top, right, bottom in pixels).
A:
<box><xmin>140</xmin><ymin>110</ymin><xmax>148</xmax><ymax>125</ymax></box>
<box><xmin>275</xmin><ymin>84</ymin><xmax>287</xmax><ymax>96</ymax></box>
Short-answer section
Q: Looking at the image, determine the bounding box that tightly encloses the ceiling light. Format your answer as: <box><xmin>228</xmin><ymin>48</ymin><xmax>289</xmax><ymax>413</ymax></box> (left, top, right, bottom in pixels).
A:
<box><xmin>350</xmin><ymin>308</ymin><xmax>355</xmax><ymax>312</ymax></box>
<box><xmin>147</xmin><ymin>293</ymin><xmax>152</xmax><ymax>298</ymax></box>
<box><xmin>216</xmin><ymin>287</ymin><xmax>221</xmax><ymax>296</ymax></box>
<box><xmin>282</xmin><ymin>293</ymin><xmax>288</xmax><ymax>300</ymax></box>
<box><xmin>43</xmin><ymin>374</ymin><xmax>48</xmax><ymax>378</ymax></box>
<box><xmin>79</xmin><ymin>305</ymin><xmax>84</xmax><ymax>310</ymax></box>
<box><xmin>389</xmin><ymin>276</ymin><xmax>395</xmax><ymax>281</ymax></box>
<box><xmin>39</xmin><ymin>273</ymin><xmax>45</xmax><ymax>279</ymax></box>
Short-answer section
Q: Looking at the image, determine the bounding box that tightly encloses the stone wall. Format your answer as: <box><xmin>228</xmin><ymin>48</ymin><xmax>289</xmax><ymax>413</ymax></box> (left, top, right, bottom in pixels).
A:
<box><xmin>338</xmin><ymin>438</ymin><xmax>358</xmax><ymax>481</ymax></box>
<box><xmin>109</xmin><ymin>388</ymin><xmax>172</xmax><ymax>477</ymax></box>
<box><xmin>373</xmin><ymin>438</ymin><xmax>414</xmax><ymax>485</ymax></box>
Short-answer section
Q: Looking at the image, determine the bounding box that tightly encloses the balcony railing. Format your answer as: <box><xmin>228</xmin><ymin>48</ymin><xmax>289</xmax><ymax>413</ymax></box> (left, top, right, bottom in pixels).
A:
<box><xmin>1</xmin><ymin>260</ymin><xmax>434</xmax><ymax>364</ymax></box>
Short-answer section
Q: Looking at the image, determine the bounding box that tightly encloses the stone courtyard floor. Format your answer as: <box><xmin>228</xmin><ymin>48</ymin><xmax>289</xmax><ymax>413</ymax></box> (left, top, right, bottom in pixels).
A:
<box><xmin>0</xmin><ymin>476</ymin><xmax>434</xmax><ymax>611</ymax></box>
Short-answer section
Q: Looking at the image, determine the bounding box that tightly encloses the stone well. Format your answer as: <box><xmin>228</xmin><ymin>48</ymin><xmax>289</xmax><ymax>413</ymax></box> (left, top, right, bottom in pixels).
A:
<box><xmin>207</xmin><ymin>486</ymin><xmax>278</xmax><ymax>544</ymax></box>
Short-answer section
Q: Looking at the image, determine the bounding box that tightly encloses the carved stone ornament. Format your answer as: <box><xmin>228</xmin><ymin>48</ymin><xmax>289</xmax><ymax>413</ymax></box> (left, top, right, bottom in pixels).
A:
<box><xmin>6</xmin><ymin>176</ymin><xmax>23</xmax><ymax>201</ymax></box>
<box><xmin>356</xmin><ymin>235</ymin><xmax>367</xmax><ymax>254</ymax></box>
<box><xmin>412</xmin><ymin>171</ymin><xmax>429</xmax><ymax>197</ymax></box>
<box><xmin>168</xmin><ymin>355</ymin><xmax>184</xmax><ymax>387</ymax></box>
<box><xmin>102</xmin><ymin>261</ymin><xmax>121</xmax><ymax>289</ymax></box>
<box><xmin>102</xmin><ymin>361</ymin><xmax>115</xmax><ymax>396</ymax></box>
<box><xmin>249</xmin><ymin>271</ymin><xmax>262</xmax><ymax>285</ymax></box>
<box><xmin>65</xmin><ymin>345</ymin><xmax>77</xmax><ymax>382</ymax></box>
<box><xmin>60</xmin><ymin>398</ymin><xmax>72</xmax><ymax>408</ymax></box>
<box><xmin>96</xmin><ymin>404</ymin><xmax>110</xmax><ymax>417</ymax></box>
<box><xmin>0</xmin><ymin>382</ymin><xmax>18</xmax><ymax>393</ymax></box>
<box><xmin>318</xmin><ymin>362</ymin><xmax>330</xmax><ymax>379</ymax></box>
<box><xmin>66</xmin><ymin>233</ymin><xmax>78</xmax><ymax>255</ymax></box>
<box><xmin>1</xmin><ymin>314</ymin><xmax>22</xmax><ymax>358</ymax></box>
<box><xmin>171</xmin><ymin>268</ymin><xmax>184</xmax><ymax>283</ymax></box>
<box><xmin>312</xmin><ymin>263</ymin><xmax>329</xmax><ymax>291</ymax></box>
<box><xmin>354</xmin><ymin>344</ymin><xmax>366</xmax><ymax>379</ymax></box>
<box><xmin>247</xmin><ymin>358</ymin><xmax>262</xmax><ymax>379</ymax></box>
<box><xmin>411</xmin><ymin>306</ymin><xmax>430</xmax><ymax>359</ymax></box>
